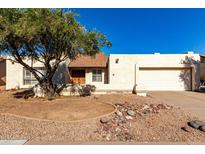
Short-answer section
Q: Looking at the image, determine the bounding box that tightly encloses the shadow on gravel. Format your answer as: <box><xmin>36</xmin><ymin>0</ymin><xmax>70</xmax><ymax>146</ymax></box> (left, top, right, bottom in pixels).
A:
<box><xmin>13</xmin><ymin>89</ymin><xmax>34</xmax><ymax>99</ymax></box>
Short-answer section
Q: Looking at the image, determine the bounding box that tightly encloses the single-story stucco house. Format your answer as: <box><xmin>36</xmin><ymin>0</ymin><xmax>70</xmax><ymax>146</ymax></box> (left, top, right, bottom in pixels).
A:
<box><xmin>1</xmin><ymin>51</ymin><xmax>205</xmax><ymax>94</ymax></box>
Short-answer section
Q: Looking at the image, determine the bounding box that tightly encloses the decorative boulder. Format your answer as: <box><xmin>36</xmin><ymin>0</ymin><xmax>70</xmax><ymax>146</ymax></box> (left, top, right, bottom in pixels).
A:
<box><xmin>199</xmin><ymin>125</ymin><xmax>205</xmax><ymax>132</ymax></box>
<box><xmin>125</xmin><ymin>116</ymin><xmax>133</xmax><ymax>120</ymax></box>
<box><xmin>100</xmin><ymin>117</ymin><xmax>111</xmax><ymax>124</ymax></box>
<box><xmin>116</xmin><ymin>111</ymin><xmax>123</xmax><ymax>117</ymax></box>
<box><xmin>188</xmin><ymin>120</ymin><xmax>205</xmax><ymax>129</ymax></box>
<box><xmin>33</xmin><ymin>84</ymin><xmax>45</xmax><ymax>97</ymax></box>
<box><xmin>127</xmin><ymin>110</ymin><xmax>136</xmax><ymax>116</ymax></box>
<box><xmin>85</xmin><ymin>84</ymin><xmax>96</xmax><ymax>92</ymax></box>
<box><xmin>181</xmin><ymin>126</ymin><xmax>191</xmax><ymax>132</ymax></box>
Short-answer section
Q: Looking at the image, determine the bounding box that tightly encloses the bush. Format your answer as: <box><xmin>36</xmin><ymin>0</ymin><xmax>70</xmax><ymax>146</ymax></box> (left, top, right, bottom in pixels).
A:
<box><xmin>80</xmin><ymin>84</ymin><xmax>96</xmax><ymax>97</ymax></box>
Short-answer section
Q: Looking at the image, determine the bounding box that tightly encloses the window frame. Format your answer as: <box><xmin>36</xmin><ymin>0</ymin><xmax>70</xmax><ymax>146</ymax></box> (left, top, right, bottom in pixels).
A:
<box><xmin>92</xmin><ymin>69</ymin><xmax>102</xmax><ymax>82</ymax></box>
<box><xmin>23</xmin><ymin>67</ymin><xmax>45</xmax><ymax>85</ymax></box>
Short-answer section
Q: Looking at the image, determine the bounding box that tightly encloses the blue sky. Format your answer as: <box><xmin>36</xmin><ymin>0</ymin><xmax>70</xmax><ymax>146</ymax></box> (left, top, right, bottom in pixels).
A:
<box><xmin>71</xmin><ymin>8</ymin><xmax>205</xmax><ymax>55</ymax></box>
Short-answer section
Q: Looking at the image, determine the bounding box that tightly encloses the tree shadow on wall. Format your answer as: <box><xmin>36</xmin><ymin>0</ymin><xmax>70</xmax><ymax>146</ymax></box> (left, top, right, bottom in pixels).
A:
<box><xmin>53</xmin><ymin>62</ymin><xmax>69</xmax><ymax>85</ymax></box>
<box><xmin>179</xmin><ymin>56</ymin><xmax>200</xmax><ymax>91</ymax></box>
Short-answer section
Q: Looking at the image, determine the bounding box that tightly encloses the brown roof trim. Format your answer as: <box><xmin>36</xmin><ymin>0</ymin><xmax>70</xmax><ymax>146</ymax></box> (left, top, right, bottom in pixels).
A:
<box><xmin>69</xmin><ymin>66</ymin><xmax>107</xmax><ymax>68</ymax></box>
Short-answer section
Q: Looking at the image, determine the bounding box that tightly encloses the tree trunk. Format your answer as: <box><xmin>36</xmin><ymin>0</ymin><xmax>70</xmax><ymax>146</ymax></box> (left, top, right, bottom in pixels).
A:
<box><xmin>38</xmin><ymin>60</ymin><xmax>58</xmax><ymax>98</ymax></box>
<box><xmin>46</xmin><ymin>86</ymin><xmax>55</xmax><ymax>98</ymax></box>
<box><xmin>40</xmin><ymin>80</ymin><xmax>56</xmax><ymax>98</ymax></box>
<box><xmin>12</xmin><ymin>54</ymin><xmax>64</xmax><ymax>98</ymax></box>
<box><xmin>39</xmin><ymin>61</ymin><xmax>63</xmax><ymax>98</ymax></box>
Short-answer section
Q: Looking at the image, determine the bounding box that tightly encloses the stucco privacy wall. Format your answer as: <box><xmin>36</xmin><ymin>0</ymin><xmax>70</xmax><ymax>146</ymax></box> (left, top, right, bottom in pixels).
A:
<box><xmin>6</xmin><ymin>56</ymin><xmax>70</xmax><ymax>90</ymax></box>
<box><xmin>104</xmin><ymin>53</ymin><xmax>201</xmax><ymax>91</ymax></box>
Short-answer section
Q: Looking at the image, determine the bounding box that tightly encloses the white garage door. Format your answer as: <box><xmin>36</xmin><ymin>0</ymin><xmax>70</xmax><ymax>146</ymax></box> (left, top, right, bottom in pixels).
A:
<box><xmin>138</xmin><ymin>68</ymin><xmax>192</xmax><ymax>91</ymax></box>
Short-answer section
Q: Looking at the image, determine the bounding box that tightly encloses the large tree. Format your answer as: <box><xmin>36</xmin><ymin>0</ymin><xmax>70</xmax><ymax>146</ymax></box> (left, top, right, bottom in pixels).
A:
<box><xmin>0</xmin><ymin>9</ymin><xmax>111</xmax><ymax>97</ymax></box>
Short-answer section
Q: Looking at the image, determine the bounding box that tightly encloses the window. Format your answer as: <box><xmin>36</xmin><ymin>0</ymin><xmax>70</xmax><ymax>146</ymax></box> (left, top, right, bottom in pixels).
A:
<box><xmin>23</xmin><ymin>67</ymin><xmax>45</xmax><ymax>85</ymax></box>
<box><xmin>92</xmin><ymin>69</ymin><xmax>102</xmax><ymax>82</ymax></box>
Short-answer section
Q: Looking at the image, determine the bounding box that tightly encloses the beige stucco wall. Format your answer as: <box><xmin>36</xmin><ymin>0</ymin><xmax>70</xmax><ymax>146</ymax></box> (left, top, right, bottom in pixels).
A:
<box><xmin>105</xmin><ymin>53</ymin><xmax>201</xmax><ymax>91</ymax></box>
<box><xmin>5</xmin><ymin>56</ymin><xmax>107</xmax><ymax>90</ymax></box>
<box><xmin>6</xmin><ymin>58</ymin><xmax>23</xmax><ymax>89</ymax></box>
<box><xmin>5</xmin><ymin>53</ymin><xmax>202</xmax><ymax>92</ymax></box>
<box><xmin>6</xmin><ymin>56</ymin><xmax>70</xmax><ymax>90</ymax></box>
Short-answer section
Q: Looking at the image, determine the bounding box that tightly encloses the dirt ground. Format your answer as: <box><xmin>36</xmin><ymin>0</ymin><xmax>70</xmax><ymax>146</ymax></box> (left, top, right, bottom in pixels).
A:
<box><xmin>0</xmin><ymin>90</ymin><xmax>205</xmax><ymax>144</ymax></box>
<box><xmin>0</xmin><ymin>90</ymin><xmax>115</xmax><ymax>121</ymax></box>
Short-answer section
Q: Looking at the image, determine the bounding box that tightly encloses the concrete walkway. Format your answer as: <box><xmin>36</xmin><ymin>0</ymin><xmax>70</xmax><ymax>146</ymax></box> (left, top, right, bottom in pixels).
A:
<box><xmin>0</xmin><ymin>140</ymin><xmax>27</xmax><ymax>145</ymax></box>
<box><xmin>148</xmin><ymin>91</ymin><xmax>205</xmax><ymax>120</ymax></box>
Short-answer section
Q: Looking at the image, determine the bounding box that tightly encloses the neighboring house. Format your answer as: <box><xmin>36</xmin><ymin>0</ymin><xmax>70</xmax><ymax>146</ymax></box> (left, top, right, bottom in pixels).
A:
<box><xmin>3</xmin><ymin>51</ymin><xmax>205</xmax><ymax>93</ymax></box>
<box><xmin>0</xmin><ymin>57</ymin><xmax>6</xmax><ymax>90</ymax></box>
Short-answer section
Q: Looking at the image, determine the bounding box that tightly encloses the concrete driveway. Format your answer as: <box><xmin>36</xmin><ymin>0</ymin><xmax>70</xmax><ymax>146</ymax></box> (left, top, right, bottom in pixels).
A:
<box><xmin>148</xmin><ymin>91</ymin><xmax>205</xmax><ymax>120</ymax></box>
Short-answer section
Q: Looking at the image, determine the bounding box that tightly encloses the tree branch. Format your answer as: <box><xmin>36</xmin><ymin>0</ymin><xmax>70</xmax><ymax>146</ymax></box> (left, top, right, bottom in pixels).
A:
<box><xmin>12</xmin><ymin>52</ymin><xmax>44</xmax><ymax>80</ymax></box>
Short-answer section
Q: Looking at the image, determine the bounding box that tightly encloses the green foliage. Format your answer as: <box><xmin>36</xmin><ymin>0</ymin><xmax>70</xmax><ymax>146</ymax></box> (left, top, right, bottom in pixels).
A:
<box><xmin>0</xmin><ymin>8</ymin><xmax>111</xmax><ymax>59</ymax></box>
<box><xmin>0</xmin><ymin>8</ymin><xmax>111</xmax><ymax>96</ymax></box>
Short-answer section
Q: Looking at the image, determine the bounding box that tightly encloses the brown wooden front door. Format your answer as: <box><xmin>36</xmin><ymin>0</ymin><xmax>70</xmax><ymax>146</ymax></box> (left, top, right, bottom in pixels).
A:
<box><xmin>71</xmin><ymin>70</ymin><xmax>85</xmax><ymax>84</ymax></box>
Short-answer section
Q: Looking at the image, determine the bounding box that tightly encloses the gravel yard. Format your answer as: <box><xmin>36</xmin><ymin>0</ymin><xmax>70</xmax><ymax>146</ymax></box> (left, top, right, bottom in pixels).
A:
<box><xmin>0</xmin><ymin>90</ymin><xmax>205</xmax><ymax>144</ymax></box>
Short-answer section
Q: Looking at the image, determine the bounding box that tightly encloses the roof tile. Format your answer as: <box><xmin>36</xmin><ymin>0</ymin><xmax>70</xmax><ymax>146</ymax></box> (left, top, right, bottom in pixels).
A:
<box><xmin>69</xmin><ymin>52</ymin><xmax>108</xmax><ymax>68</ymax></box>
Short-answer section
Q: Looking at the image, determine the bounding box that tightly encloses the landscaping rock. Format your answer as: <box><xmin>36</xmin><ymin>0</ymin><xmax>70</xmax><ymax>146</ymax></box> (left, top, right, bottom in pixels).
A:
<box><xmin>188</xmin><ymin>120</ymin><xmax>205</xmax><ymax>129</ymax></box>
<box><xmin>97</xmin><ymin>102</ymin><xmax>136</xmax><ymax>142</ymax></box>
<box><xmin>105</xmin><ymin>134</ymin><xmax>111</xmax><ymax>141</ymax></box>
<box><xmin>125</xmin><ymin>116</ymin><xmax>133</xmax><ymax>120</ymax></box>
<box><xmin>116</xmin><ymin>111</ymin><xmax>123</xmax><ymax>117</ymax></box>
<box><xmin>97</xmin><ymin>101</ymin><xmax>174</xmax><ymax>142</ymax></box>
<box><xmin>127</xmin><ymin>110</ymin><xmax>136</xmax><ymax>116</ymax></box>
<box><xmin>142</xmin><ymin>104</ymin><xmax>149</xmax><ymax>110</ymax></box>
<box><xmin>188</xmin><ymin>122</ymin><xmax>200</xmax><ymax>129</ymax></box>
<box><xmin>199</xmin><ymin>125</ymin><xmax>205</xmax><ymax>132</ymax></box>
<box><xmin>164</xmin><ymin>104</ymin><xmax>172</xmax><ymax>110</ymax></box>
<box><xmin>181</xmin><ymin>126</ymin><xmax>191</xmax><ymax>132</ymax></box>
<box><xmin>100</xmin><ymin>117</ymin><xmax>110</xmax><ymax>124</ymax></box>
<box><xmin>136</xmin><ymin>111</ymin><xmax>143</xmax><ymax>116</ymax></box>
<box><xmin>140</xmin><ymin>103</ymin><xmax>173</xmax><ymax>114</ymax></box>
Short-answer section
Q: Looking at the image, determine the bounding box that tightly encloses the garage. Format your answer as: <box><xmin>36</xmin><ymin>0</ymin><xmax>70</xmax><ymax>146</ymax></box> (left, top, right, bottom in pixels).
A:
<box><xmin>138</xmin><ymin>67</ymin><xmax>192</xmax><ymax>91</ymax></box>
